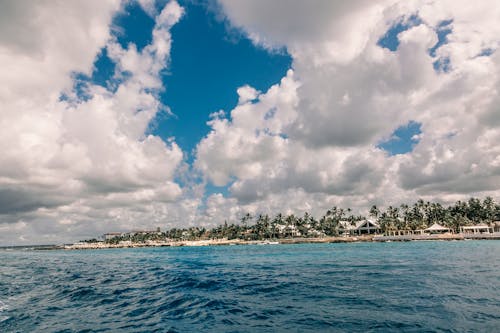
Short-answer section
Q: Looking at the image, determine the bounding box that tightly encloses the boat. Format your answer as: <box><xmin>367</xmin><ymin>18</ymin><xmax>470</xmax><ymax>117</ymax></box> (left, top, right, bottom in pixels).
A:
<box><xmin>257</xmin><ymin>241</ymin><xmax>280</xmax><ymax>245</ymax></box>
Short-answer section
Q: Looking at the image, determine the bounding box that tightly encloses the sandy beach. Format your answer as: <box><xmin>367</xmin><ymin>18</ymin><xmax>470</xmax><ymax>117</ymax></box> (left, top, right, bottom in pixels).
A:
<box><xmin>62</xmin><ymin>233</ymin><xmax>500</xmax><ymax>250</ymax></box>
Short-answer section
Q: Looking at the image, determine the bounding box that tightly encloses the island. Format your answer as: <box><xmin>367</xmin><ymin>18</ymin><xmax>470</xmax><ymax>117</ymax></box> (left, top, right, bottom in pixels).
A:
<box><xmin>63</xmin><ymin>197</ymin><xmax>500</xmax><ymax>249</ymax></box>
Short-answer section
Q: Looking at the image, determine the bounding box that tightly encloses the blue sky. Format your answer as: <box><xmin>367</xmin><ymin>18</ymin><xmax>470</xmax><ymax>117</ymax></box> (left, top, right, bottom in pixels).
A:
<box><xmin>81</xmin><ymin>1</ymin><xmax>433</xmax><ymax>199</ymax></box>
<box><xmin>2</xmin><ymin>0</ymin><xmax>499</xmax><ymax>244</ymax></box>
<box><xmin>378</xmin><ymin>121</ymin><xmax>422</xmax><ymax>156</ymax></box>
<box><xmin>93</xmin><ymin>0</ymin><xmax>291</xmax><ymax>157</ymax></box>
<box><xmin>376</xmin><ymin>15</ymin><xmax>453</xmax><ymax>155</ymax></box>
<box><xmin>92</xmin><ymin>1</ymin><xmax>423</xmax><ymax>163</ymax></box>
<box><xmin>377</xmin><ymin>15</ymin><xmax>423</xmax><ymax>52</ymax></box>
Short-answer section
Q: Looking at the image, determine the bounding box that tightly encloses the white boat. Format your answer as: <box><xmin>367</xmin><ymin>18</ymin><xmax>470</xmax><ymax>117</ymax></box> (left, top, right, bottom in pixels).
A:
<box><xmin>258</xmin><ymin>241</ymin><xmax>280</xmax><ymax>245</ymax></box>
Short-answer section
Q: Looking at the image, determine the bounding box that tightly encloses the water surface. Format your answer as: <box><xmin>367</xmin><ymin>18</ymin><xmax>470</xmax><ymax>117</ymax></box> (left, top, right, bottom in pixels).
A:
<box><xmin>1</xmin><ymin>241</ymin><xmax>499</xmax><ymax>332</ymax></box>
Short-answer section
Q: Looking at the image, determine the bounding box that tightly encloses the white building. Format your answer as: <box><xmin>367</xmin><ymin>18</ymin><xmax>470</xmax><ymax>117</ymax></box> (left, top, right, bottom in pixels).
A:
<box><xmin>339</xmin><ymin>219</ymin><xmax>381</xmax><ymax>235</ymax></box>
<box><xmin>460</xmin><ymin>225</ymin><xmax>492</xmax><ymax>234</ymax></box>
<box><xmin>424</xmin><ymin>223</ymin><xmax>451</xmax><ymax>234</ymax></box>
<box><xmin>276</xmin><ymin>224</ymin><xmax>301</xmax><ymax>237</ymax></box>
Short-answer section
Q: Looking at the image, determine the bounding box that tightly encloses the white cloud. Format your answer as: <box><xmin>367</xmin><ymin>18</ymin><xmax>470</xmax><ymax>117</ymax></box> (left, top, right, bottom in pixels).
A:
<box><xmin>218</xmin><ymin>0</ymin><xmax>396</xmax><ymax>65</ymax></box>
<box><xmin>196</xmin><ymin>70</ymin><xmax>388</xmax><ymax>204</ymax></box>
<box><xmin>2</xmin><ymin>0</ymin><xmax>500</xmax><ymax>244</ymax></box>
<box><xmin>196</xmin><ymin>71</ymin><xmax>299</xmax><ymax>186</ymax></box>
<box><xmin>0</xmin><ymin>1</ymin><xmax>186</xmax><ymax>245</ymax></box>
<box><xmin>191</xmin><ymin>0</ymin><xmax>500</xmax><ymax>222</ymax></box>
<box><xmin>0</xmin><ymin>0</ymin><xmax>121</xmax><ymax>103</ymax></box>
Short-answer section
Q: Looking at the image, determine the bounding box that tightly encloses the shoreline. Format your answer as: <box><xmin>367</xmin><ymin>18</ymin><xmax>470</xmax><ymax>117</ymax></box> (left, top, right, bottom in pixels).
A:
<box><xmin>59</xmin><ymin>233</ymin><xmax>500</xmax><ymax>250</ymax></box>
<box><xmin>373</xmin><ymin>233</ymin><xmax>500</xmax><ymax>242</ymax></box>
<box><xmin>62</xmin><ymin>236</ymin><xmax>373</xmax><ymax>250</ymax></box>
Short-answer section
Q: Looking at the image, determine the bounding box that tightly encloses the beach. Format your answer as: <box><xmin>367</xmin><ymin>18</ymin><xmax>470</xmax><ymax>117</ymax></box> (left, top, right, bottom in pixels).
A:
<box><xmin>62</xmin><ymin>233</ymin><xmax>500</xmax><ymax>250</ymax></box>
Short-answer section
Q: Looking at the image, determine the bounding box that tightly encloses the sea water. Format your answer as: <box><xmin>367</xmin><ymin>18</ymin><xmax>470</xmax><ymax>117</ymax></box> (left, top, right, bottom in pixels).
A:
<box><xmin>1</xmin><ymin>241</ymin><xmax>499</xmax><ymax>332</ymax></box>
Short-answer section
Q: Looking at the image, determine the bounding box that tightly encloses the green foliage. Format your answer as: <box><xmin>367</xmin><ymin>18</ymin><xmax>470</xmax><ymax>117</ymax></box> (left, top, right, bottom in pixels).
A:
<box><xmin>96</xmin><ymin>197</ymin><xmax>498</xmax><ymax>243</ymax></box>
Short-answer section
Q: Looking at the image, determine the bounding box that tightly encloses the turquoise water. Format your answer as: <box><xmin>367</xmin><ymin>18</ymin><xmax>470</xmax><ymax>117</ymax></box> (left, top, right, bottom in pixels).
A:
<box><xmin>1</xmin><ymin>241</ymin><xmax>499</xmax><ymax>332</ymax></box>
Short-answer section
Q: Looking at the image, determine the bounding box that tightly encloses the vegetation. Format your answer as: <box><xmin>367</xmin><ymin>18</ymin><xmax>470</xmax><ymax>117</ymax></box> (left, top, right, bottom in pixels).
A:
<box><xmin>86</xmin><ymin>197</ymin><xmax>500</xmax><ymax>244</ymax></box>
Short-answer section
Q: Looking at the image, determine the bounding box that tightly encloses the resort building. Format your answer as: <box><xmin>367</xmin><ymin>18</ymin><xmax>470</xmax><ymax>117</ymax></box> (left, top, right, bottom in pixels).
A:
<box><xmin>424</xmin><ymin>223</ymin><xmax>451</xmax><ymax>234</ymax></box>
<box><xmin>276</xmin><ymin>224</ymin><xmax>301</xmax><ymax>237</ymax></box>
<box><xmin>122</xmin><ymin>228</ymin><xmax>162</xmax><ymax>237</ymax></box>
<box><xmin>307</xmin><ymin>228</ymin><xmax>325</xmax><ymax>237</ymax></box>
<box><xmin>339</xmin><ymin>219</ymin><xmax>381</xmax><ymax>235</ymax></box>
<box><xmin>460</xmin><ymin>225</ymin><xmax>492</xmax><ymax>234</ymax></box>
<box><xmin>385</xmin><ymin>229</ymin><xmax>423</xmax><ymax>236</ymax></box>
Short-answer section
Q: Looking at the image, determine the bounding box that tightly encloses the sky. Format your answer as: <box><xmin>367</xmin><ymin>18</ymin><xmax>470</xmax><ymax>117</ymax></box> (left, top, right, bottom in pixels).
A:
<box><xmin>1</xmin><ymin>0</ymin><xmax>499</xmax><ymax>245</ymax></box>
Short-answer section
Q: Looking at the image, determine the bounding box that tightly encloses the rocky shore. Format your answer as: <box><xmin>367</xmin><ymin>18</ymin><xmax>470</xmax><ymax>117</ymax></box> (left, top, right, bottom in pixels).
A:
<box><xmin>63</xmin><ymin>235</ymin><xmax>375</xmax><ymax>250</ymax></box>
<box><xmin>61</xmin><ymin>233</ymin><xmax>500</xmax><ymax>250</ymax></box>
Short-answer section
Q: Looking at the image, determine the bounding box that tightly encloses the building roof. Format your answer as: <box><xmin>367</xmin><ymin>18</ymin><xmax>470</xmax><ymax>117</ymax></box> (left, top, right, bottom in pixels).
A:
<box><xmin>425</xmin><ymin>223</ymin><xmax>450</xmax><ymax>231</ymax></box>
<box><xmin>339</xmin><ymin>220</ymin><xmax>356</xmax><ymax>230</ymax></box>
<box><xmin>359</xmin><ymin>219</ymin><xmax>380</xmax><ymax>228</ymax></box>
<box><xmin>339</xmin><ymin>219</ymin><xmax>380</xmax><ymax>230</ymax></box>
<box><xmin>462</xmin><ymin>224</ymin><xmax>490</xmax><ymax>229</ymax></box>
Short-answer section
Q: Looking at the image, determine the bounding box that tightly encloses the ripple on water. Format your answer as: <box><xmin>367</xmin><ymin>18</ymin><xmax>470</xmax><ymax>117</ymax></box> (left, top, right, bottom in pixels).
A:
<box><xmin>0</xmin><ymin>242</ymin><xmax>499</xmax><ymax>332</ymax></box>
<box><xmin>0</xmin><ymin>300</ymin><xmax>8</xmax><ymax>323</ymax></box>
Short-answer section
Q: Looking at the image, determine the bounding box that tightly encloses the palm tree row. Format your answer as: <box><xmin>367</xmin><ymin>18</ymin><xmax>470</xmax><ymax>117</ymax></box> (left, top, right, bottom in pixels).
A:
<box><xmin>371</xmin><ymin>197</ymin><xmax>499</xmax><ymax>233</ymax></box>
<box><xmin>95</xmin><ymin>196</ymin><xmax>499</xmax><ymax>244</ymax></box>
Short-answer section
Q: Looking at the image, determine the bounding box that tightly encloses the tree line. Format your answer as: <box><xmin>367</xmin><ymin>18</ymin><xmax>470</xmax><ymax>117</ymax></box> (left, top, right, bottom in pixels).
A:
<box><xmin>92</xmin><ymin>197</ymin><xmax>499</xmax><ymax>244</ymax></box>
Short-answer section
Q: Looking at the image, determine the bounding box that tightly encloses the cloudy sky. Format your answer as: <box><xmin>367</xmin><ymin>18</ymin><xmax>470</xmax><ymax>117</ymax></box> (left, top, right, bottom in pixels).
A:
<box><xmin>1</xmin><ymin>0</ymin><xmax>499</xmax><ymax>245</ymax></box>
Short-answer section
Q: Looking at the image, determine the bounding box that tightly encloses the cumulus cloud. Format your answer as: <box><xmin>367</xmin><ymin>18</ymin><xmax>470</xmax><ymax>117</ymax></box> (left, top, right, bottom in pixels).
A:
<box><xmin>0</xmin><ymin>1</ymin><xmax>186</xmax><ymax>244</ymax></box>
<box><xmin>193</xmin><ymin>0</ymin><xmax>500</xmax><ymax>219</ymax></box>
<box><xmin>196</xmin><ymin>71</ymin><xmax>299</xmax><ymax>186</ymax></box>
<box><xmin>2</xmin><ymin>0</ymin><xmax>500</xmax><ymax>244</ymax></box>
<box><xmin>196</xmin><ymin>70</ymin><xmax>388</xmax><ymax>204</ymax></box>
<box><xmin>218</xmin><ymin>0</ymin><xmax>395</xmax><ymax>64</ymax></box>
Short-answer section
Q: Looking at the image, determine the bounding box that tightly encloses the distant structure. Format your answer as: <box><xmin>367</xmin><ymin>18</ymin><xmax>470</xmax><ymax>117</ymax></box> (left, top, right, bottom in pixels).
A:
<box><xmin>424</xmin><ymin>223</ymin><xmax>451</xmax><ymax>234</ymax></box>
<box><xmin>103</xmin><ymin>232</ymin><xmax>123</xmax><ymax>240</ymax></box>
<box><xmin>460</xmin><ymin>224</ymin><xmax>492</xmax><ymax>234</ymax></box>
<box><xmin>339</xmin><ymin>219</ymin><xmax>381</xmax><ymax>236</ymax></box>
<box><xmin>102</xmin><ymin>228</ymin><xmax>161</xmax><ymax>241</ymax></box>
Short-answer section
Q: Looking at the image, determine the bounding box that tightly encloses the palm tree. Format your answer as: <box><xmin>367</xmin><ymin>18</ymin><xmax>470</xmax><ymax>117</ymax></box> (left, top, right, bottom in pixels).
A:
<box><xmin>400</xmin><ymin>203</ymin><xmax>410</xmax><ymax>230</ymax></box>
<box><xmin>483</xmin><ymin>197</ymin><xmax>495</xmax><ymax>224</ymax></box>
<box><xmin>285</xmin><ymin>214</ymin><xmax>297</xmax><ymax>238</ymax></box>
<box><xmin>309</xmin><ymin>216</ymin><xmax>319</xmax><ymax>233</ymax></box>
<box><xmin>369</xmin><ymin>205</ymin><xmax>380</xmax><ymax>220</ymax></box>
<box><xmin>272</xmin><ymin>213</ymin><xmax>283</xmax><ymax>239</ymax></box>
<box><xmin>240</xmin><ymin>213</ymin><xmax>252</xmax><ymax>232</ymax></box>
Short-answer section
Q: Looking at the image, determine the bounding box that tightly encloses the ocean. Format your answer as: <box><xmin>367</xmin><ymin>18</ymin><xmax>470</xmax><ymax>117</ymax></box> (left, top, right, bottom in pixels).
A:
<box><xmin>1</xmin><ymin>241</ymin><xmax>499</xmax><ymax>332</ymax></box>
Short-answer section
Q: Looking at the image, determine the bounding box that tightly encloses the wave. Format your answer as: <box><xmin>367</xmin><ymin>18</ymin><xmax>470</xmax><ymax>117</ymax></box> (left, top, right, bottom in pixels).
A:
<box><xmin>0</xmin><ymin>300</ymin><xmax>9</xmax><ymax>323</ymax></box>
<box><xmin>0</xmin><ymin>242</ymin><xmax>499</xmax><ymax>332</ymax></box>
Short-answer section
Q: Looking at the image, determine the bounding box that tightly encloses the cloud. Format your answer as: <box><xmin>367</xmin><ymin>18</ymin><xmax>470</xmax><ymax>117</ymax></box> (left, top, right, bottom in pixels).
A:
<box><xmin>0</xmin><ymin>1</ymin><xmax>186</xmax><ymax>244</ymax></box>
<box><xmin>195</xmin><ymin>71</ymin><xmax>299</xmax><ymax>186</ymax></box>
<box><xmin>2</xmin><ymin>0</ymin><xmax>500</xmax><ymax>244</ymax></box>
<box><xmin>192</xmin><ymin>0</ymin><xmax>500</xmax><ymax>219</ymax></box>
<box><xmin>0</xmin><ymin>0</ymin><xmax>121</xmax><ymax>102</ymax></box>
<box><xmin>196</xmin><ymin>70</ymin><xmax>388</xmax><ymax>203</ymax></box>
<box><xmin>218</xmin><ymin>0</ymin><xmax>395</xmax><ymax>64</ymax></box>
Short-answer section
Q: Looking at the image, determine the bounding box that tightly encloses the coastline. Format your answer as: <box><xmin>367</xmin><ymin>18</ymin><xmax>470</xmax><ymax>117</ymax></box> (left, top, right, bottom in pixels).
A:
<box><xmin>62</xmin><ymin>236</ymin><xmax>372</xmax><ymax>250</ymax></box>
<box><xmin>60</xmin><ymin>233</ymin><xmax>500</xmax><ymax>250</ymax></box>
